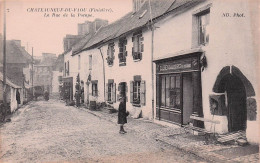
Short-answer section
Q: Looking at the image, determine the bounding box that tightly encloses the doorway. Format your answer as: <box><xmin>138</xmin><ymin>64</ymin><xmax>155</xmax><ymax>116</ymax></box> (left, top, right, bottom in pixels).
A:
<box><xmin>182</xmin><ymin>73</ymin><xmax>193</xmax><ymax>125</ymax></box>
<box><xmin>218</xmin><ymin>74</ymin><xmax>247</xmax><ymax>132</ymax></box>
<box><xmin>119</xmin><ymin>82</ymin><xmax>126</xmax><ymax>100</ymax></box>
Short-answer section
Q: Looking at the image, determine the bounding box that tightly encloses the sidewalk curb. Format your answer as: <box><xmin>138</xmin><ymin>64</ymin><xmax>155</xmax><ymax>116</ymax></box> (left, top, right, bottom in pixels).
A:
<box><xmin>160</xmin><ymin>136</ymin><xmax>230</xmax><ymax>163</ymax></box>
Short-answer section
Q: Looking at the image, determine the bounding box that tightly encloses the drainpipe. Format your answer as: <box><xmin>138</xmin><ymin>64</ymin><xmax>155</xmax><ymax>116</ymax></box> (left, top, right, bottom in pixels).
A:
<box><xmin>98</xmin><ymin>47</ymin><xmax>106</xmax><ymax>101</ymax></box>
<box><xmin>149</xmin><ymin>0</ymin><xmax>155</xmax><ymax>121</ymax></box>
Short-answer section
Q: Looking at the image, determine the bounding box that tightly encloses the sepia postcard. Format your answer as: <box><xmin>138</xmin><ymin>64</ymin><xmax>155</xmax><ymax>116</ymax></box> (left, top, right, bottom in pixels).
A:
<box><xmin>0</xmin><ymin>0</ymin><xmax>259</xmax><ymax>162</ymax></box>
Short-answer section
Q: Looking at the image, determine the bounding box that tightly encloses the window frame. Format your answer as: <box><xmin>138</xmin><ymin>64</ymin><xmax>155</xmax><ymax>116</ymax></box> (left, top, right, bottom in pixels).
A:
<box><xmin>106</xmin><ymin>43</ymin><xmax>115</xmax><ymax>66</ymax></box>
<box><xmin>197</xmin><ymin>9</ymin><xmax>210</xmax><ymax>46</ymax></box>
<box><xmin>192</xmin><ymin>4</ymin><xmax>211</xmax><ymax>48</ymax></box>
<box><xmin>132</xmin><ymin>31</ymin><xmax>144</xmax><ymax>61</ymax></box>
<box><xmin>133</xmin><ymin>81</ymin><xmax>141</xmax><ymax>104</ymax></box>
<box><xmin>108</xmin><ymin>83</ymin><xmax>113</xmax><ymax>102</ymax></box>
<box><xmin>92</xmin><ymin>83</ymin><xmax>98</xmax><ymax>97</ymax></box>
<box><xmin>118</xmin><ymin>37</ymin><xmax>127</xmax><ymax>66</ymax></box>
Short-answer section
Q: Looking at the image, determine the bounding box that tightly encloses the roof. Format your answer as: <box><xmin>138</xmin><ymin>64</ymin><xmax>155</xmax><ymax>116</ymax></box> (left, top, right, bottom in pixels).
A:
<box><xmin>72</xmin><ymin>0</ymin><xmax>203</xmax><ymax>54</ymax></box>
<box><xmin>0</xmin><ymin>72</ymin><xmax>22</xmax><ymax>88</ymax></box>
<box><xmin>0</xmin><ymin>40</ymin><xmax>32</xmax><ymax>64</ymax></box>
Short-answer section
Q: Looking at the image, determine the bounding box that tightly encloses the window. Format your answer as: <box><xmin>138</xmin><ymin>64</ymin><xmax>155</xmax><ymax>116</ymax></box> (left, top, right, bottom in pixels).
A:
<box><xmin>130</xmin><ymin>76</ymin><xmax>146</xmax><ymax>106</ymax></box>
<box><xmin>106</xmin><ymin>43</ymin><xmax>115</xmax><ymax>66</ymax></box>
<box><xmin>65</xmin><ymin>61</ymin><xmax>70</xmax><ymax>76</ymax></box>
<box><xmin>198</xmin><ymin>10</ymin><xmax>210</xmax><ymax>45</ymax></box>
<box><xmin>133</xmin><ymin>81</ymin><xmax>141</xmax><ymax>104</ymax></box>
<box><xmin>132</xmin><ymin>31</ymin><xmax>144</xmax><ymax>61</ymax></box>
<box><xmin>160</xmin><ymin>75</ymin><xmax>181</xmax><ymax>110</ymax></box>
<box><xmin>92</xmin><ymin>82</ymin><xmax>98</xmax><ymax>97</ymax></box>
<box><xmin>108</xmin><ymin>83</ymin><xmax>113</xmax><ymax>101</ymax></box>
<box><xmin>118</xmin><ymin>37</ymin><xmax>127</xmax><ymax>66</ymax></box>
<box><xmin>78</xmin><ymin>55</ymin><xmax>81</xmax><ymax>70</ymax></box>
<box><xmin>89</xmin><ymin>55</ymin><xmax>92</xmax><ymax>70</ymax></box>
<box><xmin>106</xmin><ymin>80</ymin><xmax>116</xmax><ymax>103</ymax></box>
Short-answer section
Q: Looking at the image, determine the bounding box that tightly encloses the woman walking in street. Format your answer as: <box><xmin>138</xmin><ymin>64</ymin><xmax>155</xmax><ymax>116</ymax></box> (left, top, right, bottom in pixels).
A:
<box><xmin>118</xmin><ymin>97</ymin><xmax>128</xmax><ymax>134</ymax></box>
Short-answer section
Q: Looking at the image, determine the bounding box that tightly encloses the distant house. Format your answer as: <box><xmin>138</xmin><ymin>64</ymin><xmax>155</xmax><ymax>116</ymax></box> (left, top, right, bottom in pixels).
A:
<box><xmin>0</xmin><ymin>72</ymin><xmax>23</xmax><ymax>113</ymax></box>
<box><xmin>52</xmin><ymin>54</ymin><xmax>64</xmax><ymax>94</ymax></box>
<box><xmin>0</xmin><ymin>39</ymin><xmax>33</xmax><ymax>105</ymax></box>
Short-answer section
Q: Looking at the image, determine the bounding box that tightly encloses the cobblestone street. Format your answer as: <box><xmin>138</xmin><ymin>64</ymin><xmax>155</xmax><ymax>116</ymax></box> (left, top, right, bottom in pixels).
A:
<box><xmin>0</xmin><ymin>100</ymin><xmax>206</xmax><ymax>163</ymax></box>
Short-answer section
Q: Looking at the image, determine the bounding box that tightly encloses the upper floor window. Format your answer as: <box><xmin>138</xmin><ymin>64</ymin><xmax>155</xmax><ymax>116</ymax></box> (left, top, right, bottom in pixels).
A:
<box><xmin>132</xmin><ymin>31</ymin><xmax>144</xmax><ymax>61</ymax></box>
<box><xmin>198</xmin><ymin>10</ymin><xmax>210</xmax><ymax>45</ymax></box>
<box><xmin>192</xmin><ymin>6</ymin><xmax>210</xmax><ymax>47</ymax></box>
<box><xmin>106</xmin><ymin>43</ymin><xmax>115</xmax><ymax>66</ymax></box>
<box><xmin>78</xmin><ymin>55</ymin><xmax>81</xmax><ymax>70</ymax></box>
<box><xmin>118</xmin><ymin>37</ymin><xmax>127</xmax><ymax>66</ymax></box>
<box><xmin>89</xmin><ymin>55</ymin><xmax>92</xmax><ymax>70</ymax></box>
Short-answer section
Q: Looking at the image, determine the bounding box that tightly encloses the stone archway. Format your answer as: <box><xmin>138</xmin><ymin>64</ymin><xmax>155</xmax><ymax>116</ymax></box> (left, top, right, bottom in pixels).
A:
<box><xmin>212</xmin><ymin>66</ymin><xmax>256</xmax><ymax>132</ymax></box>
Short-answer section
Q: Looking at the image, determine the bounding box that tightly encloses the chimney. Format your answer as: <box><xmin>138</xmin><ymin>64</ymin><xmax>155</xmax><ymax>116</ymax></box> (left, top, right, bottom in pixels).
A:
<box><xmin>133</xmin><ymin>0</ymin><xmax>146</xmax><ymax>13</ymax></box>
<box><xmin>93</xmin><ymin>19</ymin><xmax>108</xmax><ymax>33</ymax></box>
<box><xmin>78</xmin><ymin>21</ymin><xmax>91</xmax><ymax>35</ymax></box>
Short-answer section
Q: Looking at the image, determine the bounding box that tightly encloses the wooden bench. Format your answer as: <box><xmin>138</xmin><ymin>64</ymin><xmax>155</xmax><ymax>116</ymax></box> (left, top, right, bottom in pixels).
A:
<box><xmin>184</xmin><ymin>115</ymin><xmax>220</xmax><ymax>144</ymax></box>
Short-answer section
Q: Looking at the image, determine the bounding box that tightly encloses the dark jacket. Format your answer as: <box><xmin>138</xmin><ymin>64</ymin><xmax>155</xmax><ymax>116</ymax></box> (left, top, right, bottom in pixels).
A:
<box><xmin>118</xmin><ymin>102</ymin><xmax>127</xmax><ymax>124</ymax></box>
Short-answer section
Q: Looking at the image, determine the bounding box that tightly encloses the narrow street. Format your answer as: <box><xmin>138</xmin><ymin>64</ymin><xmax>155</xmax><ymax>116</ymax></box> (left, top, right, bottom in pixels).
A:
<box><xmin>0</xmin><ymin>100</ymin><xmax>207</xmax><ymax>163</ymax></box>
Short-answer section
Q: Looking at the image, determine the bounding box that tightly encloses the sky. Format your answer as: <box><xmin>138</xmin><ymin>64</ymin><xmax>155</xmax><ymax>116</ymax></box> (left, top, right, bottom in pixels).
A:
<box><xmin>2</xmin><ymin>0</ymin><xmax>132</xmax><ymax>56</ymax></box>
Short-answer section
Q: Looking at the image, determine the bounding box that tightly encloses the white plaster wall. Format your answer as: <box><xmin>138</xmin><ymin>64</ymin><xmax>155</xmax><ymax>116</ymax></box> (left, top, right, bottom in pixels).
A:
<box><xmin>152</xmin><ymin>0</ymin><xmax>258</xmax><ymax>143</ymax></box>
<box><xmin>64</xmin><ymin>50</ymin><xmax>78</xmax><ymax>100</ymax></box>
<box><xmin>79</xmin><ymin>49</ymin><xmax>105</xmax><ymax>104</ymax></box>
<box><xmin>104</xmin><ymin>29</ymin><xmax>153</xmax><ymax>119</ymax></box>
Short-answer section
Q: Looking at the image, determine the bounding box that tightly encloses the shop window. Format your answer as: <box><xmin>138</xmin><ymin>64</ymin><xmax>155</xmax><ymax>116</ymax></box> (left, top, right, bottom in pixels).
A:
<box><xmin>106</xmin><ymin>43</ymin><xmax>115</xmax><ymax>66</ymax></box>
<box><xmin>92</xmin><ymin>81</ymin><xmax>98</xmax><ymax>97</ymax></box>
<box><xmin>130</xmin><ymin>76</ymin><xmax>145</xmax><ymax>106</ymax></box>
<box><xmin>160</xmin><ymin>75</ymin><xmax>181</xmax><ymax>110</ymax></box>
<box><xmin>105</xmin><ymin>80</ymin><xmax>116</xmax><ymax>103</ymax></box>
<box><xmin>192</xmin><ymin>6</ymin><xmax>210</xmax><ymax>47</ymax></box>
<box><xmin>118</xmin><ymin>37</ymin><xmax>127</xmax><ymax>66</ymax></box>
<box><xmin>132</xmin><ymin>31</ymin><xmax>144</xmax><ymax>61</ymax></box>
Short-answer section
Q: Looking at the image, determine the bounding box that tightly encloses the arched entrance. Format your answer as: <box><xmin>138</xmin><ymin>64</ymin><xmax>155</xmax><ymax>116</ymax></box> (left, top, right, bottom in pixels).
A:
<box><xmin>218</xmin><ymin>74</ymin><xmax>246</xmax><ymax>132</ymax></box>
<box><xmin>213</xmin><ymin>66</ymin><xmax>256</xmax><ymax>132</ymax></box>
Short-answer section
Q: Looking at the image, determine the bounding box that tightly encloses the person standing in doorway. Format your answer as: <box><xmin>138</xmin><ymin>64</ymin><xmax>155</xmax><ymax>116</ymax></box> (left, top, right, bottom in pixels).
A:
<box><xmin>118</xmin><ymin>97</ymin><xmax>128</xmax><ymax>134</ymax></box>
<box><xmin>75</xmin><ymin>90</ymin><xmax>80</xmax><ymax>108</ymax></box>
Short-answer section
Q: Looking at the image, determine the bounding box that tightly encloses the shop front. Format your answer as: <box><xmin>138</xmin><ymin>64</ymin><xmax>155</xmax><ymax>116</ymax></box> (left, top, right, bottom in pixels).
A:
<box><xmin>154</xmin><ymin>52</ymin><xmax>203</xmax><ymax>126</ymax></box>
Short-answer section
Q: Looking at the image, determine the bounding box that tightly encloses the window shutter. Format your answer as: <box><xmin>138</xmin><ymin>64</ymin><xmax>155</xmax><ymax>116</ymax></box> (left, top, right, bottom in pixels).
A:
<box><xmin>140</xmin><ymin>44</ymin><xmax>144</xmax><ymax>52</ymax></box>
<box><xmin>123</xmin><ymin>46</ymin><xmax>127</xmax><ymax>53</ymax></box>
<box><xmin>192</xmin><ymin>16</ymin><xmax>199</xmax><ymax>48</ymax></box>
<box><xmin>130</xmin><ymin>81</ymin><xmax>133</xmax><ymax>103</ymax></box>
<box><xmin>124</xmin><ymin>39</ymin><xmax>127</xmax><ymax>45</ymax></box>
<box><xmin>117</xmin><ymin>94</ymin><xmax>120</xmax><ymax>101</ymax></box>
<box><xmin>125</xmin><ymin>83</ymin><xmax>128</xmax><ymax>93</ymax></box>
<box><xmin>118</xmin><ymin>84</ymin><xmax>121</xmax><ymax>92</ymax></box>
<box><xmin>113</xmin><ymin>83</ymin><xmax>116</xmax><ymax>102</ymax></box>
<box><xmin>105</xmin><ymin>83</ymin><xmax>108</xmax><ymax>101</ymax></box>
<box><xmin>132</xmin><ymin>36</ymin><xmax>134</xmax><ymax>42</ymax></box>
<box><xmin>140</xmin><ymin>80</ymin><xmax>146</xmax><ymax>106</ymax></box>
<box><xmin>132</xmin><ymin>47</ymin><xmax>135</xmax><ymax>56</ymax></box>
<box><xmin>140</xmin><ymin>36</ymin><xmax>144</xmax><ymax>42</ymax></box>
